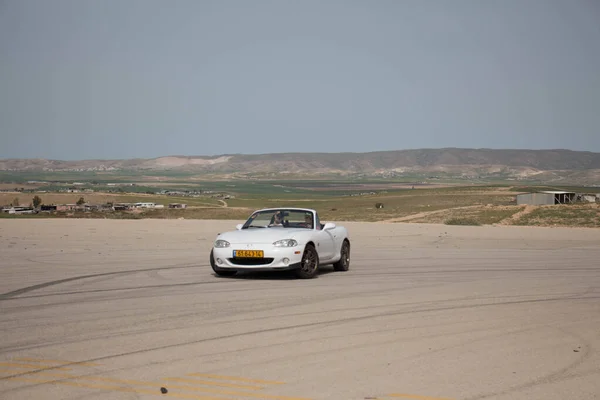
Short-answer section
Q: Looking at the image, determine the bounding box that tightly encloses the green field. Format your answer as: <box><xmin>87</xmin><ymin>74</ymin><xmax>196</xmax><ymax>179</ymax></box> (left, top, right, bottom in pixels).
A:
<box><xmin>2</xmin><ymin>175</ymin><xmax>599</xmax><ymax>228</ymax></box>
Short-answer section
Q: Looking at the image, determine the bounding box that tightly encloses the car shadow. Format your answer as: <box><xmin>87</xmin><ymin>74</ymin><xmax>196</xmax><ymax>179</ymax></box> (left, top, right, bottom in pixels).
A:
<box><xmin>213</xmin><ymin>266</ymin><xmax>338</xmax><ymax>280</ymax></box>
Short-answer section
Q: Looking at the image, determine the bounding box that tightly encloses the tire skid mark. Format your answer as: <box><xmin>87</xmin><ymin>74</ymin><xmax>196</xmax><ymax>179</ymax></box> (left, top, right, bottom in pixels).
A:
<box><xmin>156</xmin><ymin>285</ymin><xmax>467</xmax><ymax>327</ymax></box>
<box><xmin>190</xmin><ymin>322</ymin><xmax>546</xmax><ymax>373</ymax></box>
<box><xmin>0</xmin><ymin>291</ymin><xmax>534</xmax><ymax>353</ymax></box>
<box><xmin>201</xmin><ymin>291</ymin><xmax>587</xmax><ymax>327</ymax></box>
<box><xmin>3</xmin><ymin>293</ymin><xmax>598</xmax><ymax>355</ymax></box>
<box><xmin>2</xmin><ymin>294</ymin><xmax>598</xmax><ymax>385</ymax></box>
<box><xmin>7</xmin><ymin>265</ymin><xmax>594</xmax><ymax>303</ymax></box>
<box><xmin>163</xmin><ymin>283</ymin><xmax>596</xmax><ymax>328</ymax></box>
<box><xmin>0</xmin><ymin>264</ymin><xmax>204</xmax><ymax>301</ymax></box>
<box><xmin>345</xmin><ymin>267</ymin><xmax>600</xmax><ymax>275</ymax></box>
<box><xmin>0</xmin><ymin>280</ymin><xmax>239</xmax><ymax>308</ymax></box>
<box><xmin>2</xmin><ymin>287</ymin><xmax>595</xmax><ymax>351</ymax></box>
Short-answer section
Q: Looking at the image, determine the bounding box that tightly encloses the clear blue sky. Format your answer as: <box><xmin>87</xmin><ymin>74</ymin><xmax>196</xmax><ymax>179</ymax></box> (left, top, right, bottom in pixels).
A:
<box><xmin>1</xmin><ymin>0</ymin><xmax>599</xmax><ymax>160</ymax></box>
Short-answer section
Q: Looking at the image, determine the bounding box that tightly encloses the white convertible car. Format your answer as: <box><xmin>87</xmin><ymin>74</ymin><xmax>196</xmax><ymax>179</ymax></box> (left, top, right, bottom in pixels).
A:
<box><xmin>210</xmin><ymin>207</ymin><xmax>351</xmax><ymax>279</ymax></box>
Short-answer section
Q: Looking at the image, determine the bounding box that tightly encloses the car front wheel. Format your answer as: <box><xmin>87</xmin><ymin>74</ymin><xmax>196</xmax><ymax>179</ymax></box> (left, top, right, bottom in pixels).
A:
<box><xmin>295</xmin><ymin>244</ymin><xmax>319</xmax><ymax>279</ymax></box>
<box><xmin>333</xmin><ymin>240</ymin><xmax>350</xmax><ymax>271</ymax></box>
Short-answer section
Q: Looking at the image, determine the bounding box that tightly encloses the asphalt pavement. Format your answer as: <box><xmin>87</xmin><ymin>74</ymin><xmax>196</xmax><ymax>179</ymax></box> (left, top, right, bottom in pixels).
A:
<box><xmin>1</xmin><ymin>219</ymin><xmax>599</xmax><ymax>400</ymax></box>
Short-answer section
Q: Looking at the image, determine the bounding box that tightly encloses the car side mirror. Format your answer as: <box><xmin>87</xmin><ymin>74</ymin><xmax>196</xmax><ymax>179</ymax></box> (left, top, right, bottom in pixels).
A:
<box><xmin>236</xmin><ymin>223</ymin><xmax>243</xmax><ymax>230</ymax></box>
<box><xmin>323</xmin><ymin>222</ymin><xmax>336</xmax><ymax>230</ymax></box>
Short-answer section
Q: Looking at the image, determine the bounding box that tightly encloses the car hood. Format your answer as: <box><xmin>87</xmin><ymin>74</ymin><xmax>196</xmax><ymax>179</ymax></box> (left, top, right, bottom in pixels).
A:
<box><xmin>216</xmin><ymin>228</ymin><xmax>309</xmax><ymax>244</ymax></box>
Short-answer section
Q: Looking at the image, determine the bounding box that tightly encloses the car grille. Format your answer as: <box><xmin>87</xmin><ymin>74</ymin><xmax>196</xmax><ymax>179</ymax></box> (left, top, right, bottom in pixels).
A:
<box><xmin>228</xmin><ymin>257</ymin><xmax>274</xmax><ymax>266</ymax></box>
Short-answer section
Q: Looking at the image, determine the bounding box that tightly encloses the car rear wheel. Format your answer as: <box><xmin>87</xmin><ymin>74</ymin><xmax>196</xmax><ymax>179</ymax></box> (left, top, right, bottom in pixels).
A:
<box><xmin>210</xmin><ymin>249</ymin><xmax>237</xmax><ymax>277</ymax></box>
<box><xmin>295</xmin><ymin>244</ymin><xmax>319</xmax><ymax>279</ymax></box>
<box><xmin>333</xmin><ymin>240</ymin><xmax>350</xmax><ymax>271</ymax></box>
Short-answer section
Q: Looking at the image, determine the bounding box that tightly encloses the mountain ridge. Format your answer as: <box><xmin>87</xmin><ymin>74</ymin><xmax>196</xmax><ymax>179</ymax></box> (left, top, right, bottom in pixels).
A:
<box><xmin>1</xmin><ymin>148</ymin><xmax>600</xmax><ymax>183</ymax></box>
<box><xmin>2</xmin><ymin>148</ymin><xmax>600</xmax><ymax>169</ymax></box>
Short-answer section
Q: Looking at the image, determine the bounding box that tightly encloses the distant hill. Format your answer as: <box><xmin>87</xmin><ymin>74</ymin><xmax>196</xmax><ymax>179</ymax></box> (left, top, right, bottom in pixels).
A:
<box><xmin>1</xmin><ymin>148</ymin><xmax>600</xmax><ymax>184</ymax></box>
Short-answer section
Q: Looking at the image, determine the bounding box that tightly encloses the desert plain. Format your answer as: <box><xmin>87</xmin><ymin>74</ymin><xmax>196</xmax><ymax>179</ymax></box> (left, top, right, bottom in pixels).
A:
<box><xmin>1</xmin><ymin>218</ymin><xmax>599</xmax><ymax>400</ymax></box>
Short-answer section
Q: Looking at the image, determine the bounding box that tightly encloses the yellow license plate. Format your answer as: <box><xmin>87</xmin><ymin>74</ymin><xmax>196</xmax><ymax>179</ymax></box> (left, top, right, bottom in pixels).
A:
<box><xmin>233</xmin><ymin>250</ymin><xmax>264</xmax><ymax>258</ymax></box>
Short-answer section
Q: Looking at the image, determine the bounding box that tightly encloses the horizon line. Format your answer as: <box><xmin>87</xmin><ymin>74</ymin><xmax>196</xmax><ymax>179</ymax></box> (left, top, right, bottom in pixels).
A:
<box><xmin>2</xmin><ymin>147</ymin><xmax>599</xmax><ymax>162</ymax></box>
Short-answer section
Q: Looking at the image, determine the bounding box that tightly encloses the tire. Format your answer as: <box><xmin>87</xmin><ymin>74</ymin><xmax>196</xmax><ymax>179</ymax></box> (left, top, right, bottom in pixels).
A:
<box><xmin>295</xmin><ymin>244</ymin><xmax>319</xmax><ymax>279</ymax></box>
<box><xmin>333</xmin><ymin>240</ymin><xmax>350</xmax><ymax>271</ymax></box>
<box><xmin>210</xmin><ymin>249</ymin><xmax>237</xmax><ymax>277</ymax></box>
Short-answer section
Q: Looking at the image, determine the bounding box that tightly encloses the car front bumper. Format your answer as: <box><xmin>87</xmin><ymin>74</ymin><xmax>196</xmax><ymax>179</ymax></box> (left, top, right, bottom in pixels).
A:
<box><xmin>212</xmin><ymin>245</ymin><xmax>304</xmax><ymax>271</ymax></box>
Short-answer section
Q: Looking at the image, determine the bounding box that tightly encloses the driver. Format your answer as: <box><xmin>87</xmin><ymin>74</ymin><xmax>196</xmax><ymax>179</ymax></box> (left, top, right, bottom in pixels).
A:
<box><xmin>303</xmin><ymin>213</ymin><xmax>313</xmax><ymax>228</ymax></box>
<box><xmin>271</xmin><ymin>211</ymin><xmax>284</xmax><ymax>226</ymax></box>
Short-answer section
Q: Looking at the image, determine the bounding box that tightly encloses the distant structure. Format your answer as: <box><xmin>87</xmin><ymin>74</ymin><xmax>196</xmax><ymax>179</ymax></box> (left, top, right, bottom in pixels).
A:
<box><xmin>581</xmin><ymin>193</ymin><xmax>600</xmax><ymax>203</ymax></box>
<box><xmin>1</xmin><ymin>206</ymin><xmax>35</xmax><ymax>214</ymax></box>
<box><xmin>516</xmin><ymin>191</ymin><xmax>577</xmax><ymax>206</ymax></box>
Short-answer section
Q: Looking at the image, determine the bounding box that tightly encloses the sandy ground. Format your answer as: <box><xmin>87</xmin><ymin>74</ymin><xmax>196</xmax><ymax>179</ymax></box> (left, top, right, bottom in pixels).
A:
<box><xmin>0</xmin><ymin>219</ymin><xmax>599</xmax><ymax>400</ymax></box>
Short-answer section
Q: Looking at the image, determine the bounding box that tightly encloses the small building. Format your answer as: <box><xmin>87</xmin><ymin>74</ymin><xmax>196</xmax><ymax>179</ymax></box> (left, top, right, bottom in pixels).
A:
<box><xmin>134</xmin><ymin>202</ymin><xmax>156</xmax><ymax>209</ymax></box>
<box><xmin>580</xmin><ymin>194</ymin><xmax>599</xmax><ymax>203</ymax></box>
<box><xmin>56</xmin><ymin>204</ymin><xmax>78</xmax><ymax>212</ymax></box>
<box><xmin>84</xmin><ymin>203</ymin><xmax>115</xmax><ymax>212</ymax></box>
<box><xmin>114</xmin><ymin>203</ymin><xmax>134</xmax><ymax>211</ymax></box>
<box><xmin>169</xmin><ymin>203</ymin><xmax>187</xmax><ymax>209</ymax></box>
<box><xmin>516</xmin><ymin>191</ymin><xmax>577</xmax><ymax>206</ymax></box>
<box><xmin>2</xmin><ymin>206</ymin><xmax>35</xmax><ymax>214</ymax></box>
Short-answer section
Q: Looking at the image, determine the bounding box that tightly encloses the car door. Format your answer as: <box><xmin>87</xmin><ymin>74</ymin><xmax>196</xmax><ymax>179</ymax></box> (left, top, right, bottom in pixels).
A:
<box><xmin>312</xmin><ymin>213</ymin><xmax>335</xmax><ymax>261</ymax></box>
<box><xmin>314</xmin><ymin>229</ymin><xmax>335</xmax><ymax>261</ymax></box>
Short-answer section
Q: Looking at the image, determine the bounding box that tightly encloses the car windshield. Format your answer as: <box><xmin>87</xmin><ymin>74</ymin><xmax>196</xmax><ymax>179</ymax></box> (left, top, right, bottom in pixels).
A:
<box><xmin>242</xmin><ymin>209</ymin><xmax>314</xmax><ymax>229</ymax></box>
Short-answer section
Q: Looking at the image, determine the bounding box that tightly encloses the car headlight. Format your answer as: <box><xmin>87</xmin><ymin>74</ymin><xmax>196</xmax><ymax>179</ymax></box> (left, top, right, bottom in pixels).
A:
<box><xmin>273</xmin><ymin>239</ymin><xmax>298</xmax><ymax>247</ymax></box>
<box><xmin>214</xmin><ymin>239</ymin><xmax>230</xmax><ymax>248</ymax></box>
